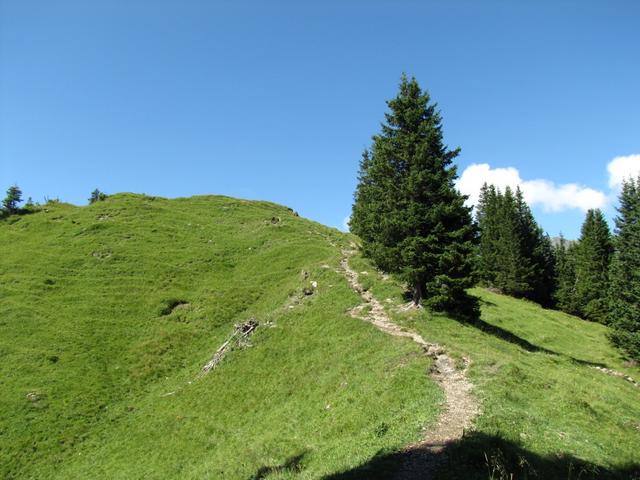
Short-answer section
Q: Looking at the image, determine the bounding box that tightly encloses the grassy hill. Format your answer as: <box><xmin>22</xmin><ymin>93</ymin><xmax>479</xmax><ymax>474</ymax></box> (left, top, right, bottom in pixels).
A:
<box><xmin>1</xmin><ymin>194</ymin><xmax>638</xmax><ymax>479</ymax></box>
<box><xmin>0</xmin><ymin>194</ymin><xmax>440</xmax><ymax>479</ymax></box>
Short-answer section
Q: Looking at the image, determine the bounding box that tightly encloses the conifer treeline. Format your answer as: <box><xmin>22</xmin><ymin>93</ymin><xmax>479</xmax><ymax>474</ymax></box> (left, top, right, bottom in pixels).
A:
<box><xmin>476</xmin><ymin>184</ymin><xmax>555</xmax><ymax>307</ymax></box>
<box><xmin>607</xmin><ymin>177</ymin><xmax>640</xmax><ymax>360</ymax></box>
<box><xmin>555</xmin><ymin>209</ymin><xmax>612</xmax><ymax>323</ymax></box>
<box><xmin>351</xmin><ymin>75</ymin><xmax>638</xmax><ymax>360</ymax></box>
<box><xmin>476</xmin><ymin>178</ymin><xmax>640</xmax><ymax>361</ymax></box>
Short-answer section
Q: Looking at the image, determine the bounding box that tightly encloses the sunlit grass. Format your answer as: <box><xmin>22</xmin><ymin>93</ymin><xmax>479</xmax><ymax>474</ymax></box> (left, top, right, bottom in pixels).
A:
<box><xmin>0</xmin><ymin>194</ymin><xmax>440</xmax><ymax>479</ymax></box>
<box><xmin>350</xmin><ymin>252</ymin><xmax>640</xmax><ymax>478</ymax></box>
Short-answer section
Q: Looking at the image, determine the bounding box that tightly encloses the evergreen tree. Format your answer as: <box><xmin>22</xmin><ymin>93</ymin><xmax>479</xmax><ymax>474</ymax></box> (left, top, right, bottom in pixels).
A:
<box><xmin>494</xmin><ymin>187</ymin><xmax>534</xmax><ymax>297</ymax></box>
<box><xmin>554</xmin><ymin>236</ymin><xmax>579</xmax><ymax>315</ymax></box>
<box><xmin>351</xmin><ymin>75</ymin><xmax>478</xmax><ymax>318</ymax></box>
<box><xmin>476</xmin><ymin>184</ymin><xmax>555</xmax><ymax>305</ymax></box>
<box><xmin>513</xmin><ymin>187</ymin><xmax>556</xmax><ymax>306</ymax></box>
<box><xmin>476</xmin><ymin>183</ymin><xmax>500</xmax><ymax>286</ymax></box>
<box><xmin>608</xmin><ymin>177</ymin><xmax>640</xmax><ymax>360</ymax></box>
<box><xmin>531</xmin><ymin>232</ymin><xmax>557</xmax><ymax>307</ymax></box>
<box><xmin>89</xmin><ymin>189</ymin><xmax>107</xmax><ymax>204</ymax></box>
<box><xmin>477</xmin><ymin>185</ymin><xmax>527</xmax><ymax>294</ymax></box>
<box><xmin>2</xmin><ymin>185</ymin><xmax>22</xmax><ymax>215</ymax></box>
<box><xmin>573</xmin><ymin>209</ymin><xmax>613</xmax><ymax>323</ymax></box>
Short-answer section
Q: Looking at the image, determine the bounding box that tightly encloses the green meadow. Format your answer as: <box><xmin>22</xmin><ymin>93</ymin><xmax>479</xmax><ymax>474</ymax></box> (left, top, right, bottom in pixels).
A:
<box><xmin>0</xmin><ymin>194</ymin><xmax>439</xmax><ymax>479</ymax></box>
<box><xmin>1</xmin><ymin>194</ymin><xmax>638</xmax><ymax>479</ymax></box>
<box><xmin>348</xmin><ymin>253</ymin><xmax>640</xmax><ymax>479</ymax></box>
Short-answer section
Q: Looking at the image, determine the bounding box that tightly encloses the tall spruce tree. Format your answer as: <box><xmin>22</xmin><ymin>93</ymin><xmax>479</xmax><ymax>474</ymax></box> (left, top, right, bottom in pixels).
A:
<box><xmin>608</xmin><ymin>177</ymin><xmax>640</xmax><ymax>360</ymax></box>
<box><xmin>531</xmin><ymin>233</ymin><xmax>557</xmax><ymax>307</ymax></box>
<box><xmin>477</xmin><ymin>185</ymin><xmax>529</xmax><ymax>296</ymax></box>
<box><xmin>514</xmin><ymin>187</ymin><xmax>556</xmax><ymax>306</ymax></box>
<box><xmin>573</xmin><ymin>209</ymin><xmax>613</xmax><ymax>323</ymax></box>
<box><xmin>495</xmin><ymin>187</ymin><xmax>535</xmax><ymax>297</ymax></box>
<box><xmin>351</xmin><ymin>75</ymin><xmax>478</xmax><ymax>318</ymax></box>
<box><xmin>554</xmin><ymin>236</ymin><xmax>579</xmax><ymax>315</ymax></box>
<box><xmin>476</xmin><ymin>184</ymin><xmax>555</xmax><ymax>306</ymax></box>
<box><xmin>476</xmin><ymin>183</ymin><xmax>501</xmax><ymax>286</ymax></box>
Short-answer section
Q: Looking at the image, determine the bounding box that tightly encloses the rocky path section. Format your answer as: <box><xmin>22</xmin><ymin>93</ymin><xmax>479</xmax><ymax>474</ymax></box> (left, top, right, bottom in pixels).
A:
<box><xmin>591</xmin><ymin>365</ymin><xmax>640</xmax><ymax>388</ymax></box>
<box><xmin>340</xmin><ymin>249</ymin><xmax>479</xmax><ymax>479</ymax></box>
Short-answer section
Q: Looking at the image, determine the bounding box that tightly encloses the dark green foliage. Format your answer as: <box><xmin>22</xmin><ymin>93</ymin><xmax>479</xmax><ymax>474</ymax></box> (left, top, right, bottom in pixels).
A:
<box><xmin>89</xmin><ymin>188</ymin><xmax>108</xmax><ymax>204</ymax></box>
<box><xmin>608</xmin><ymin>177</ymin><xmax>640</xmax><ymax>360</ymax></box>
<box><xmin>350</xmin><ymin>75</ymin><xmax>478</xmax><ymax>318</ymax></box>
<box><xmin>477</xmin><ymin>185</ymin><xmax>531</xmax><ymax>297</ymax></box>
<box><xmin>573</xmin><ymin>209</ymin><xmax>613</xmax><ymax>323</ymax></box>
<box><xmin>476</xmin><ymin>184</ymin><xmax>500</xmax><ymax>284</ymax></box>
<box><xmin>514</xmin><ymin>188</ymin><xmax>557</xmax><ymax>306</ymax></box>
<box><xmin>2</xmin><ymin>184</ymin><xmax>22</xmax><ymax>215</ymax></box>
<box><xmin>476</xmin><ymin>184</ymin><xmax>556</xmax><ymax>306</ymax></box>
<box><xmin>554</xmin><ymin>236</ymin><xmax>580</xmax><ymax>315</ymax></box>
<box><xmin>531</xmin><ymin>233</ymin><xmax>557</xmax><ymax>307</ymax></box>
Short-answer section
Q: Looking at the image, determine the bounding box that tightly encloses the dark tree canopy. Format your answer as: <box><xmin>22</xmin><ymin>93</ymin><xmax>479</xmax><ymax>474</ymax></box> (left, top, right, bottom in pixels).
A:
<box><xmin>89</xmin><ymin>189</ymin><xmax>108</xmax><ymax>204</ymax></box>
<box><xmin>553</xmin><ymin>236</ymin><xmax>579</xmax><ymax>315</ymax></box>
<box><xmin>2</xmin><ymin>185</ymin><xmax>23</xmax><ymax>215</ymax></box>
<box><xmin>573</xmin><ymin>209</ymin><xmax>613</xmax><ymax>323</ymax></box>
<box><xmin>350</xmin><ymin>75</ymin><xmax>478</xmax><ymax>318</ymax></box>
<box><xmin>476</xmin><ymin>184</ymin><xmax>556</xmax><ymax>307</ymax></box>
<box><xmin>608</xmin><ymin>177</ymin><xmax>640</xmax><ymax>360</ymax></box>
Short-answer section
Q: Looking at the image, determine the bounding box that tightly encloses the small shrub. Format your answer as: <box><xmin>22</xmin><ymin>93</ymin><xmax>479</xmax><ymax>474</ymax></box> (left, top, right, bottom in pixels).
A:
<box><xmin>89</xmin><ymin>189</ymin><xmax>108</xmax><ymax>204</ymax></box>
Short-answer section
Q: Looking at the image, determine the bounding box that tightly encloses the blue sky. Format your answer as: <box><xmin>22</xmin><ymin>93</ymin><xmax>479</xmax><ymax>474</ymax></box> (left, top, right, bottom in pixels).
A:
<box><xmin>1</xmin><ymin>1</ymin><xmax>639</xmax><ymax>238</ymax></box>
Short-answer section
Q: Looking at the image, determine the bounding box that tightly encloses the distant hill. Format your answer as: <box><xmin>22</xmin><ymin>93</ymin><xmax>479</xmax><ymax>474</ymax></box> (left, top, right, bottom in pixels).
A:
<box><xmin>1</xmin><ymin>194</ymin><xmax>638</xmax><ymax>479</ymax></box>
<box><xmin>550</xmin><ymin>235</ymin><xmax>578</xmax><ymax>248</ymax></box>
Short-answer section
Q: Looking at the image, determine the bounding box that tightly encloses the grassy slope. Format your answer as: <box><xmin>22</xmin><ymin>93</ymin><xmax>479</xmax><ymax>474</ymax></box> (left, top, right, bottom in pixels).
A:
<box><xmin>349</xmin><ymin>253</ymin><xmax>640</xmax><ymax>479</ymax></box>
<box><xmin>2</xmin><ymin>194</ymin><xmax>639</xmax><ymax>479</ymax></box>
<box><xmin>0</xmin><ymin>194</ymin><xmax>440</xmax><ymax>479</ymax></box>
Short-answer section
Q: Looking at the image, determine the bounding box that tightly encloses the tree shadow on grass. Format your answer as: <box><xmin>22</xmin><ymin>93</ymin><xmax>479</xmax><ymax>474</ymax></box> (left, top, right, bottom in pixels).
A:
<box><xmin>322</xmin><ymin>432</ymin><xmax>640</xmax><ymax>480</ymax></box>
<box><xmin>478</xmin><ymin>297</ymin><xmax>498</xmax><ymax>307</ymax></box>
<box><xmin>460</xmin><ymin>317</ymin><xmax>609</xmax><ymax>369</ymax></box>
<box><xmin>0</xmin><ymin>208</ymin><xmax>39</xmax><ymax>222</ymax></box>
<box><xmin>470</xmin><ymin>317</ymin><xmax>557</xmax><ymax>354</ymax></box>
<box><xmin>249</xmin><ymin>451</ymin><xmax>308</xmax><ymax>480</ymax></box>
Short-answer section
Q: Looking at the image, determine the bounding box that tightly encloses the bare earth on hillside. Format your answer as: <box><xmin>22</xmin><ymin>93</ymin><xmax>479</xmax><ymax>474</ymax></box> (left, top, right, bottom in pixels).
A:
<box><xmin>340</xmin><ymin>249</ymin><xmax>480</xmax><ymax>479</ymax></box>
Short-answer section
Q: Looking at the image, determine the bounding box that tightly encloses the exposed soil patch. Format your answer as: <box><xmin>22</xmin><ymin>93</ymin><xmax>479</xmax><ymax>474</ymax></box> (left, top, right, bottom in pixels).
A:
<box><xmin>340</xmin><ymin>248</ymin><xmax>479</xmax><ymax>479</ymax></box>
<box><xmin>159</xmin><ymin>299</ymin><xmax>190</xmax><ymax>316</ymax></box>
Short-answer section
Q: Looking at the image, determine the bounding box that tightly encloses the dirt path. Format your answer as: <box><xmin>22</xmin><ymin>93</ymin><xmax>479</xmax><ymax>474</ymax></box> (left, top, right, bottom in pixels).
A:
<box><xmin>591</xmin><ymin>365</ymin><xmax>640</xmax><ymax>388</ymax></box>
<box><xmin>340</xmin><ymin>249</ymin><xmax>479</xmax><ymax>479</ymax></box>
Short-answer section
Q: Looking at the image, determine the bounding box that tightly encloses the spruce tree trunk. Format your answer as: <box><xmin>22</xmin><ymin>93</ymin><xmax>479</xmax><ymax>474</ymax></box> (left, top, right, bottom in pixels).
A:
<box><xmin>413</xmin><ymin>283</ymin><xmax>423</xmax><ymax>305</ymax></box>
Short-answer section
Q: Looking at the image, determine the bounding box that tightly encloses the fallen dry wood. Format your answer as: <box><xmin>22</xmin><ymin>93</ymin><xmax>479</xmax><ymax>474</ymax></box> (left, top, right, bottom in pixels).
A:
<box><xmin>199</xmin><ymin>319</ymin><xmax>259</xmax><ymax>376</ymax></box>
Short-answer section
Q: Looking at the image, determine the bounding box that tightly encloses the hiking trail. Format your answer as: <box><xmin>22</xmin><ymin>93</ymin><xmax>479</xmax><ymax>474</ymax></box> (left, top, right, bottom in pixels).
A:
<box><xmin>340</xmin><ymin>248</ymin><xmax>479</xmax><ymax>479</ymax></box>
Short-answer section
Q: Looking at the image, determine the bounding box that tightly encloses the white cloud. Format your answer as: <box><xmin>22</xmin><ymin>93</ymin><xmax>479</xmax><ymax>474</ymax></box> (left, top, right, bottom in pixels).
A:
<box><xmin>607</xmin><ymin>154</ymin><xmax>640</xmax><ymax>189</ymax></box>
<box><xmin>456</xmin><ymin>163</ymin><xmax>607</xmax><ymax>213</ymax></box>
<box><xmin>456</xmin><ymin>164</ymin><xmax>520</xmax><ymax>207</ymax></box>
<box><xmin>341</xmin><ymin>215</ymin><xmax>351</xmax><ymax>232</ymax></box>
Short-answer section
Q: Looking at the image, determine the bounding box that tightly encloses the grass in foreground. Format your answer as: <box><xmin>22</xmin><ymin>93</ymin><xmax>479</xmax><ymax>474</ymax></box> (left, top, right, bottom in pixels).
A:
<box><xmin>348</xmin><ymin>253</ymin><xmax>640</xmax><ymax>479</ymax></box>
